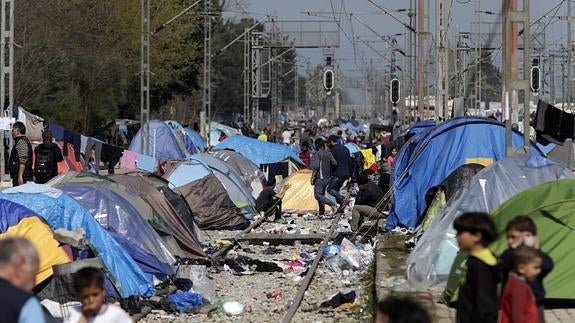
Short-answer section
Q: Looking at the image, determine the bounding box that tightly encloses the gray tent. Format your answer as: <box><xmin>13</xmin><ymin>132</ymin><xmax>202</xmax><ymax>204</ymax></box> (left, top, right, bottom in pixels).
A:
<box><xmin>109</xmin><ymin>174</ymin><xmax>207</xmax><ymax>259</ymax></box>
<box><xmin>212</xmin><ymin>150</ymin><xmax>266</xmax><ymax>198</ymax></box>
<box><xmin>192</xmin><ymin>154</ymin><xmax>257</xmax><ymax>216</ymax></box>
<box><xmin>406</xmin><ymin>153</ymin><xmax>573</xmax><ymax>289</ymax></box>
<box><xmin>548</xmin><ymin>139</ymin><xmax>575</xmax><ymax>170</ymax></box>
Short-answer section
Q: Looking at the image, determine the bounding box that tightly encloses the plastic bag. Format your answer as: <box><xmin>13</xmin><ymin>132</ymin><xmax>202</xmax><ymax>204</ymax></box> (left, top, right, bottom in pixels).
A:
<box><xmin>177</xmin><ymin>265</ymin><xmax>215</xmax><ymax>301</ymax></box>
<box><xmin>339</xmin><ymin>238</ymin><xmax>362</xmax><ymax>269</ymax></box>
<box><xmin>168</xmin><ymin>291</ymin><xmax>205</xmax><ymax>313</ymax></box>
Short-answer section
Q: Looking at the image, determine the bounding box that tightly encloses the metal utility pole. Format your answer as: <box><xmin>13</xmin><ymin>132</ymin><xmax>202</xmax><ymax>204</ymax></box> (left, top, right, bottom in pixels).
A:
<box><xmin>435</xmin><ymin>0</ymin><xmax>446</xmax><ymax>120</ymax></box>
<box><xmin>568</xmin><ymin>0</ymin><xmax>573</xmax><ymax>108</ymax></box>
<box><xmin>503</xmin><ymin>0</ymin><xmax>530</xmax><ymax>155</ymax></box>
<box><xmin>202</xmin><ymin>0</ymin><xmax>212</xmax><ymax>143</ymax></box>
<box><xmin>243</xmin><ymin>28</ymin><xmax>250</xmax><ymax>126</ymax></box>
<box><xmin>0</xmin><ymin>0</ymin><xmax>13</xmax><ymax>183</ymax></box>
<box><xmin>140</xmin><ymin>0</ymin><xmax>151</xmax><ymax>155</ymax></box>
<box><xmin>417</xmin><ymin>0</ymin><xmax>424</xmax><ymax>119</ymax></box>
<box><xmin>550</xmin><ymin>54</ymin><xmax>556</xmax><ymax>103</ymax></box>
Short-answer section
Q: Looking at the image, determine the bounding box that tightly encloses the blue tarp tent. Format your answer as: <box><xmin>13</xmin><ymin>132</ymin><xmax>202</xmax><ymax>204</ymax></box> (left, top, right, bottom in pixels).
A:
<box><xmin>387</xmin><ymin>117</ymin><xmax>541</xmax><ymax>230</ymax></box>
<box><xmin>402</xmin><ymin>120</ymin><xmax>436</xmax><ymax>136</ymax></box>
<box><xmin>129</xmin><ymin>120</ymin><xmax>190</xmax><ymax>161</ymax></box>
<box><xmin>0</xmin><ymin>189</ymin><xmax>154</xmax><ymax>297</ymax></box>
<box><xmin>59</xmin><ymin>183</ymin><xmax>176</xmax><ymax>276</ymax></box>
<box><xmin>214</xmin><ymin>135</ymin><xmax>303</xmax><ymax>166</ymax></box>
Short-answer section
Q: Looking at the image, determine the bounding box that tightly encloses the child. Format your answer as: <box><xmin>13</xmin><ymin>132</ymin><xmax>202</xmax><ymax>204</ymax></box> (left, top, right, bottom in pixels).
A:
<box><xmin>64</xmin><ymin>267</ymin><xmax>133</xmax><ymax>323</ymax></box>
<box><xmin>500</xmin><ymin>245</ymin><xmax>541</xmax><ymax>323</ymax></box>
<box><xmin>500</xmin><ymin>216</ymin><xmax>553</xmax><ymax>323</ymax></box>
<box><xmin>453</xmin><ymin>212</ymin><xmax>499</xmax><ymax>323</ymax></box>
<box><xmin>376</xmin><ymin>295</ymin><xmax>431</xmax><ymax>323</ymax></box>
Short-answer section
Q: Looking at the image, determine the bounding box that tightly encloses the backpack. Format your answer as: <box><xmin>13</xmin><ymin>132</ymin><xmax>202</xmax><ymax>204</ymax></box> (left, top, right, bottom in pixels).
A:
<box><xmin>34</xmin><ymin>146</ymin><xmax>54</xmax><ymax>178</ymax></box>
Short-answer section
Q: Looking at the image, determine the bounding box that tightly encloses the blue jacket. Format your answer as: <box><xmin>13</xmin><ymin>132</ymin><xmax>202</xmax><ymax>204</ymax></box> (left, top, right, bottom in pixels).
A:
<box><xmin>330</xmin><ymin>144</ymin><xmax>352</xmax><ymax>177</ymax></box>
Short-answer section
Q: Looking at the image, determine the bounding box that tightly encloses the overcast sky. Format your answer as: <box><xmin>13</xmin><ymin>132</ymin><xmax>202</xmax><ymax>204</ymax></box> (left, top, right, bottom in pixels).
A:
<box><xmin>223</xmin><ymin>0</ymin><xmax>567</xmax><ymax>103</ymax></box>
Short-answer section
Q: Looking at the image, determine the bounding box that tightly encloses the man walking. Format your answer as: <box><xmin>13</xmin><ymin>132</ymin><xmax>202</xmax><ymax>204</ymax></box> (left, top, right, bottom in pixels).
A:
<box><xmin>34</xmin><ymin>130</ymin><xmax>64</xmax><ymax>184</ymax></box>
<box><xmin>9</xmin><ymin>122</ymin><xmax>34</xmax><ymax>186</ymax></box>
<box><xmin>327</xmin><ymin>135</ymin><xmax>351</xmax><ymax>211</ymax></box>
<box><xmin>311</xmin><ymin>138</ymin><xmax>339</xmax><ymax>218</ymax></box>
<box><xmin>0</xmin><ymin>237</ymin><xmax>45</xmax><ymax>323</ymax></box>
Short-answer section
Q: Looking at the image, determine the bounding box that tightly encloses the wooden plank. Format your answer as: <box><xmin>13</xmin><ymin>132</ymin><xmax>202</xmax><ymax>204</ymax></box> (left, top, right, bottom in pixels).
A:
<box><xmin>235</xmin><ymin>233</ymin><xmax>328</xmax><ymax>244</ymax></box>
<box><xmin>209</xmin><ymin>215</ymin><xmax>267</xmax><ymax>260</ymax></box>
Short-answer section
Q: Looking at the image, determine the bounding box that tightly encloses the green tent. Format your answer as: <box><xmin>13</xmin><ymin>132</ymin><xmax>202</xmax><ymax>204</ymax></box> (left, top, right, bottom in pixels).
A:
<box><xmin>443</xmin><ymin>178</ymin><xmax>575</xmax><ymax>302</ymax></box>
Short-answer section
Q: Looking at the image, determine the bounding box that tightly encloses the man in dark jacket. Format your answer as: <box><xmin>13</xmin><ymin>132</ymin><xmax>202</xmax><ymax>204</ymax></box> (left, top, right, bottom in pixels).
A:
<box><xmin>351</xmin><ymin>171</ymin><xmax>385</xmax><ymax>231</ymax></box>
<box><xmin>9</xmin><ymin>122</ymin><xmax>33</xmax><ymax>187</ymax></box>
<box><xmin>311</xmin><ymin>138</ymin><xmax>338</xmax><ymax>217</ymax></box>
<box><xmin>34</xmin><ymin>130</ymin><xmax>64</xmax><ymax>184</ymax></box>
<box><xmin>327</xmin><ymin>135</ymin><xmax>351</xmax><ymax>207</ymax></box>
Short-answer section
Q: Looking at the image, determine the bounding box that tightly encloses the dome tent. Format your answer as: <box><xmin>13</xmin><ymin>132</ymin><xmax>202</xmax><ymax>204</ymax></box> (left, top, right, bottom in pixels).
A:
<box><xmin>406</xmin><ymin>153</ymin><xmax>572</xmax><ymax>290</ymax></box>
<box><xmin>388</xmin><ymin>117</ymin><xmax>541</xmax><ymax>230</ymax></box>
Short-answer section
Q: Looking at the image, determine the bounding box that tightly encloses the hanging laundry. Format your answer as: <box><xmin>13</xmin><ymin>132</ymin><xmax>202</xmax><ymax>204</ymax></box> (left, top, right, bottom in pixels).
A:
<box><xmin>136</xmin><ymin>153</ymin><xmax>156</xmax><ymax>172</ymax></box>
<box><xmin>121</xmin><ymin>150</ymin><xmax>137</xmax><ymax>170</ymax></box>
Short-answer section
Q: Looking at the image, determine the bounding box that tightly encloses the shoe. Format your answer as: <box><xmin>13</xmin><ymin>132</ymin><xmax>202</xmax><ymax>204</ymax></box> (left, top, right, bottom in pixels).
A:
<box><xmin>321</xmin><ymin>212</ymin><xmax>335</xmax><ymax>219</ymax></box>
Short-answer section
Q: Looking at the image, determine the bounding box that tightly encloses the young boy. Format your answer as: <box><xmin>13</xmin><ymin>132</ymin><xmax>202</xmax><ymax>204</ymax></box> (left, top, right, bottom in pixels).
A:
<box><xmin>500</xmin><ymin>215</ymin><xmax>554</xmax><ymax>323</ymax></box>
<box><xmin>64</xmin><ymin>267</ymin><xmax>132</xmax><ymax>323</ymax></box>
<box><xmin>500</xmin><ymin>245</ymin><xmax>541</xmax><ymax>323</ymax></box>
<box><xmin>453</xmin><ymin>212</ymin><xmax>499</xmax><ymax>323</ymax></box>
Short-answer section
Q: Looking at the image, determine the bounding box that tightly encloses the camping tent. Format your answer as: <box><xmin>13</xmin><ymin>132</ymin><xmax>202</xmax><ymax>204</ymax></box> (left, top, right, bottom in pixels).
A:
<box><xmin>406</xmin><ymin>154</ymin><xmax>572</xmax><ymax>289</ymax></box>
<box><xmin>109</xmin><ymin>173</ymin><xmax>206</xmax><ymax>258</ymax></box>
<box><xmin>214</xmin><ymin>135</ymin><xmax>303</xmax><ymax>166</ymax></box>
<box><xmin>281</xmin><ymin>170</ymin><xmax>332</xmax><ymax>213</ymax></box>
<box><xmin>488</xmin><ymin>179</ymin><xmax>575</xmax><ymax>300</ymax></box>
<box><xmin>387</xmin><ymin>117</ymin><xmax>541</xmax><ymax>230</ymax></box>
<box><xmin>442</xmin><ymin>179</ymin><xmax>575</xmax><ymax>301</ymax></box>
<box><xmin>134</xmin><ymin>174</ymin><xmax>205</xmax><ymax>243</ymax></box>
<box><xmin>58</xmin><ymin>183</ymin><xmax>176</xmax><ymax>275</ymax></box>
<box><xmin>0</xmin><ymin>200</ymin><xmax>70</xmax><ymax>285</ymax></box>
<box><xmin>129</xmin><ymin>119</ymin><xmax>190</xmax><ymax>161</ymax></box>
<box><xmin>212</xmin><ymin>150</ymin><xmax>266</xmax><ymax>198</ymax></box>
<box><xmin>192</xmin><ymin>154</ymin><xmax>257</xmax><ymax>214</ymax></box>
<box><xmin>163</xmin><ymin>160</ymin><xmax>249</xmax><ymax>230</ymax></box>
<box><xmin>0</xmin><ymin>185</ymin><xmax>154</xmax><ymax>297</ymax></box>
<box><xmin>207</xmin><ymin>122</ymin><xmax>241</xmax><ymax>147</ymax></box>
<box><xmin>184</xmin><ymin>128</ymin><xmax>207</xmax><ymax>153</ymax></box>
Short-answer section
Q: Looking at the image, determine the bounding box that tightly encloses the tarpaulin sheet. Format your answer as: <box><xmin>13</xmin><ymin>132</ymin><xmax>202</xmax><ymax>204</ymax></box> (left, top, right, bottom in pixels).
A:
<box><xmin>214</xmin><ymin>135</ymin><xmax>303</xmax><ymax>166</ymax></box>
<box><xmin>0</xmin><ymin>192</ymin><xmax>153</xmax><ymax>297</ymax></box>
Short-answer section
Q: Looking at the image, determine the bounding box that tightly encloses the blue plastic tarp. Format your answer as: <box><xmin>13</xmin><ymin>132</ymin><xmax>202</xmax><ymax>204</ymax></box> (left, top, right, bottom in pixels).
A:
<box><xmin>344</xmin><ymin>143</ymin><xmax>360</xmax><ymax>154</ymax></box>
<box><xmin>214</xmin><ymin>135</ymin><xmax>303</xmax><ymax>166</ymax></box>
<box><xmin>129</xmin><ymin>120</ymin><xmax>189</xmax><ymax>161</ymax></box>
<box><xmin>168</xmin><ymin>291</ymin><xmax>206</xmax><ymax>313</ymax></box>
<box><xmin>387</xmin><ymin>117</ymin><xmax>542</xmax><ymax>230</ymax></box>
<box><xmin>0</xmin><ymin>192</ymin><xmax>154</xmax><ymax>297</ymax></box>
<box><xmin>0</xmin><ymin>200</ymin><xmax>37</xmax><ymax>232</ymax></box>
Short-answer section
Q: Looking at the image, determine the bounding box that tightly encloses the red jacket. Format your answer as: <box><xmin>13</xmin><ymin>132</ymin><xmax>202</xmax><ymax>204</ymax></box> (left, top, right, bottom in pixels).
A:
<box><xmin>500</xmin><ymin>273</ymin><xmax>538</xmax><ymax>323</ymax></box>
